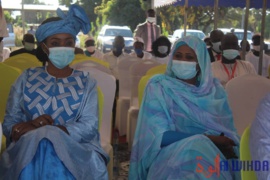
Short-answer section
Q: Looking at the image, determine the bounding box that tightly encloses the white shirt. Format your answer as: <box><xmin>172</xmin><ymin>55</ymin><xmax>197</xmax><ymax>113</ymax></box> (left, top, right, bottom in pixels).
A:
<box><xmin>130</xmin><ymin>51</ymin><xmax>152</xmax><ymax>60</ymax></box>
<box><xmin>152</xmin><ymin>56</ymin><xmax>169</xmax><ymax>64</ymax></box>
<box><xmin>246</xmin><ymin>52</ymin><xmax>270</xmax><ymax>77</ymax></box>
<box><xmin>146</xmin><ymin>22</ymin><xmax>156</xmax><ymax>52</ymax></box>
<box><xmin>90</xmin><ymin>49</ymin><xmax>104</xmax><ymax>61</ymax></box>
<box><xmin>211</xmin><ymin>60</ymin><xmax>257</xmax><ymax>87</ymax></box>
<box><xmin>103</xmin><ymin>51</ymin><xmax>131</xmax><ymax>79</ymax></box>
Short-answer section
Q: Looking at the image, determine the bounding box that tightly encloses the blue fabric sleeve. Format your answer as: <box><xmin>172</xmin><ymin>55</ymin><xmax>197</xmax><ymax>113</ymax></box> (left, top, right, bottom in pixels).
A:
<box><xmin>65</xmin><ymin>76</ymin><xmax>100</xmax><ymax>144</ymax></box>
<box><xmin>161</xmin><ymin>131</ymin><xmax>193</xmax><ymax>147</ymax></box>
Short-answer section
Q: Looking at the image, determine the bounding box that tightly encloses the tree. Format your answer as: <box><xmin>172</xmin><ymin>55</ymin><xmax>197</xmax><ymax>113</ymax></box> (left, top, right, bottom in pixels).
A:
<box><xmin>96</xmin><ymin>0</ymin><xmax>145</xmax><ymax>33</ymax></box>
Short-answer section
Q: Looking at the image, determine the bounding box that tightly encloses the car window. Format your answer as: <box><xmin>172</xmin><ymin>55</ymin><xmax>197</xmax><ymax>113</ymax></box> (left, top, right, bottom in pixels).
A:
<box><xmin>104</xmin><ymin>29</ymin><xmax>132</xmax><ymax>37</ymax></box>
<box><xmin>186</xmin><ymin>32</ymin><xmax>205</xmax><ymax>39</ymax></box>
<box><xmin>234</xmin><ymin>32</ymin><xmax>252</xmax><ymax>41</ymax></box>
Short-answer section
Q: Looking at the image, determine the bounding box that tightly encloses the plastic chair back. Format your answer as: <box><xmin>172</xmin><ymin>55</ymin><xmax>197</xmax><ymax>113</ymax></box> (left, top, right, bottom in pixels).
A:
<box><xmin>225</xmin><ymin>74</ymin><xmax>270</xmax><ymax>135</ymax></box>
<box><xmin>129</xmin><ymin>60</ymin><xmax>160</xmax><ymax>107</ymax></box>
<box><xmin>0</xmin><ymin>63</ymin><xmax>21</xmax><ymax>153</ymax></box>
<box><xmin>240</xmin><ymin>125</ymin><xmax>257</xmax><ymax>180</ymax></box>
<box><xmin>97</xmin><ymin>87</ymin><xmax>104</xmax><ymax>130</ymax></box>
<box><xmin>71</xmin><ymin>54</ymin><xmax>111</xmax><ymax>74</ymax></box>
<box><xmin>3</xmin><ymin>53</ymin><xmax>42</xmax><ymax>71</ymax></box>
<box><xmin>138</xmin><ymin>75</ymin><xmax>150</xmax><ymax>107</ymax></box>
<box><xmin>2</xmin><ymin>47</ymin><xmax>11</xmax><ymax>62</ymax></box>
<box><xmin>117</xmin><ymin>57</ymin><xmax>139</xmax><ymax>98</ymax></box>
<box><xmin>146</xmin><ymin>64</ymin><xmax>167</xmax><ymax>75</ymax></box>
<box><xmin>0</xmin><ymin>122</ymin><xmax>2</xmax><ymax>151</ymax></box>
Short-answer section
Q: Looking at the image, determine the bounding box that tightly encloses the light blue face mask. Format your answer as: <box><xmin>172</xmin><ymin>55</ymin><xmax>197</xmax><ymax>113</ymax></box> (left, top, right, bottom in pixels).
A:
<box><xmin>135</xmin><ymin>48</ymin><xmax>143</xmax><ymax>55</ymax></box>
<box><xmin>48</xmin><ymin>47</ymin><xmax>75</xmax><ymax>69</ymax></box>
<box><xmin>222</xmin><ymin>49</ymin><xmax>239</xmax><ymax>60</ymax></box>
<box><xmin>171</xmin><ymin>60</ymin><xmax>198</xmax><ymax>80</ymax></box>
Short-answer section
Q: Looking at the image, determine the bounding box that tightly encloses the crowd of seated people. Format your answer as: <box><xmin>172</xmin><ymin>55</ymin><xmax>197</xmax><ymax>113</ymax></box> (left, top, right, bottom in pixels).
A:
<box><xmin>2</xmin><ymin>4</ymin><xmax>270</xmax><ymax>180</ymax></box>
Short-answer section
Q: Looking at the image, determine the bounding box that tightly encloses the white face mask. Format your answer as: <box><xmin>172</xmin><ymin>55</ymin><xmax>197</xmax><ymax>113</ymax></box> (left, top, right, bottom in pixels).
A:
<box><xmin>211</xmin><ymin>42</ymin><xmax>221</xmax><ymax>53</ymax></box>
<box><xmin>147</xmin><ymin>17</ymin><xmax>156</xmax><ymax>23</ymax></box>
<box><xmin>24</xmin><ymin>42</ymin><xmax>35</xmax><ymax>51</ymax></box>
<box><xmin>222</xmin><ymin>49</ymin><xmax>239</xmax><ymax>60</ymax></box>
<box><xmin>253</xmin><ymin>45</ymin><xmax>260</xmax><ymax>52</ymax></box>
<box><xmin>87</xmin><ymin>46</ymin><xmax>95</xmax><ymax>53</ymax></box>
<box><xmin>171</xmin><ymin>60</ymin><xmax>198</xmax><ymax>80</ymax></box>
<box><xmin>158</xmin><ymin>46</ymin><xmax>168</xmax><ymax>54</ymax></box>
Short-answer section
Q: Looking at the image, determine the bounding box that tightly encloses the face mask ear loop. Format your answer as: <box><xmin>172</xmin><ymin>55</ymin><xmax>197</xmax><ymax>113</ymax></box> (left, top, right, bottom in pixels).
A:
<box><xmin>42</xmin><ymin>43</ymin><xmax>49</xmax><ymax>57</ymax></box>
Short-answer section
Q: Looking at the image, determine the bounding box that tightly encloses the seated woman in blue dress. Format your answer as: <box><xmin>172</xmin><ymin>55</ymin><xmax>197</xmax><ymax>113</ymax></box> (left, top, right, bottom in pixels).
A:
<box><xmin>250</xmin><ymin>93</ymin><xmax>270</xmax><ymax>179</ymax></box>
<box><xmin>0</xmin><ymin>4</ymin><xmax>109</xmax><ymax>180</ymax></box>
<box><xmin>129</xmin><ymin>36</ymin><xmax>240</xmax><ymax>180</ymax></box>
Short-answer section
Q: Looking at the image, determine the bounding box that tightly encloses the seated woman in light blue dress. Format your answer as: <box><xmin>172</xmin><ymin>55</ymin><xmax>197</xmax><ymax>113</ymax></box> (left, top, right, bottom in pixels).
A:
<box><xmin>0</xmin><ymin>4</ymin><xmax>109</xmax><ymax>180</ymax></box>
<box><xmin>250</xmin><ymin>93</ymin><xmax>270</xmax><ymax>180</ymax></box>
<box><xmin>129</xmin><ymin>36</ymin><xmax>240</xmax><ymax>180</ymax></box>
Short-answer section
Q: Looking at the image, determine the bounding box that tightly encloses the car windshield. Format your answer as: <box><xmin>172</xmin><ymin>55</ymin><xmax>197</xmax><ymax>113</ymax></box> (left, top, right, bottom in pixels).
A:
<box><xmin>182</xmin><ymin>32</ymin><xmax>205</xmax><ymax>39</ymax></box>
<box><xmin>234</xmin><ymin>32</ymin><xmax>252</xmax><ymax>41</ymax></box>
<box><xmin>104</xmin><ymin>29</ymin><xmax>133</xmax><ymax>37</ymax></box>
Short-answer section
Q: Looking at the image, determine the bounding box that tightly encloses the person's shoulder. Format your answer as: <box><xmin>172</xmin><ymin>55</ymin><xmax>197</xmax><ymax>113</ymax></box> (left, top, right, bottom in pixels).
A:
<box><xmin>147</xmin><ymin>74</ymin><xmax>167</xmax><ymax>85</ymax></box>
<box><xmin>73</xmin><ymin>69</ymin><xmax>97</xmax><ymax>83</ymax></box>
<box><xmin>264</xmin><ymin>53</ymin><xmax>270</xmax><ymax>60</ymax></box>
<box><xmin>103</xmin><ymin>51</ymin><xmax>113</xmax><ymax>58</ymax></box>
<box><xmin>10</xmin><ymin>48</ymin><xmax>25</xmax><ymax>56</ymax></box>
<box><xmin>138</xmin><ymin>21</ymin><xmax>147</xmax><ymax>26</ymax></box>
<box><xmin>211</xmin><ymin>60</ymin><xmax>221</xmax><ymax>67</ymax></box>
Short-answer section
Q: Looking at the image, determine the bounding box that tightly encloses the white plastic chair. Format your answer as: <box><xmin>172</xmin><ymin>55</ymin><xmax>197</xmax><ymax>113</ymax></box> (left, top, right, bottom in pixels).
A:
<box><xmin>2</xmin><ymin>47</ymin><xmax>11</xmax><ymax>62</ymax></box>
<box><xmin>70</xmin><ymin>65</ymin><xmax>116</xmax><ymax>180</ymax></box>
<box><xmin>115</xmin><ymin>57</ymin><xmax>139</xmax><ymax>136</ymax></box>
<box><xmin>71</xmin><ymin>60</ymin><xmax>112</xmax><ymax>75</ymax></box>
<box><xmin>225</xmin><ymin>74</ymin><xmax>270</xmax><ymax>135</ymax></box>
<box><xmin>127</xmin><ymin>60</ymin><xmax>161</xmax><ymax>150</ymax></box>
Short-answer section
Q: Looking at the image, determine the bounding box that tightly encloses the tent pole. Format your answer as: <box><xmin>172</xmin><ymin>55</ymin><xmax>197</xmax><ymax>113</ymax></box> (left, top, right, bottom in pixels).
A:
<box><xmin>184</xmin><ymin>0</ymin><xmax>188</xmax><ymax>36</ymax></box>
<box><xmin>258</xmin><ymin>0</ymin><xmax>267</xmax><ymax>75</ymax></box>
<box><xmin>214</xmin><ymin>0</ymin><xmax>219</xmax><ymax>29</ymax></box>
<box><xmin>242</xmin><ymin>0</ymin><xmax>250</xmax><ymax>60</ymax></box>
<box><xmin>22</xmin><ymin>0</ymin><xmax>25</xmax><ymax>34</ymax></box>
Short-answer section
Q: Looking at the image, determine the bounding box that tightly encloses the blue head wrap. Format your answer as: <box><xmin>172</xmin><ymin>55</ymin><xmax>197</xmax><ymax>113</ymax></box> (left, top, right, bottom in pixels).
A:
<box><xmin>166</xmin><ymin>36</ymin><xmax>212</xmax><ymax>92</ymax></box>
<box><xmin>35</xmin><ymin>4</ymin><xmax>91</xmax><ymax>43</ymax></box>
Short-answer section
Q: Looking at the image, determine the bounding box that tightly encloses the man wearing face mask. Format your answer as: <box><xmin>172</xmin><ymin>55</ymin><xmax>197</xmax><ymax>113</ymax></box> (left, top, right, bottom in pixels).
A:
<box><xmin>10</xmin><ymin>33</ymin><xmax>36</xmax><ymax>57</ymax></box>
<box><xmin>103</xmin><ymin>35</ymin><xmax>131</xmax><ymax>79</ymax></box>
<box><xmin>84</xmin><ymin>36</ymin><xmax>103</xmax><ymax>60</ymax></box>
<box><xmin>211</xmin><ymin>33</ymin><xmax>256</xmax><ymax>87</ymax></box>
<box><xmin>130</xmin><ymin>37</ymin><xmax>152</xmax><ymax>60</ymax></box>
<box><xmin>134</xmin><ymin>9</ymin><xmax>161</xmax><ymax>53</ymax></box>
<box><xmin>246</xmin><ymin>34</ymin><xmax>270</xmax><ymax>77</ymax></box>
<box><xmin>152</xmin><ymin>36</ymin><xmax>171</xmax><ymax>64</ymax></box>
<box><xmin>208</xmin><ymin>30</ymin><xmax>224</xmax><ymax>62</ymax></box>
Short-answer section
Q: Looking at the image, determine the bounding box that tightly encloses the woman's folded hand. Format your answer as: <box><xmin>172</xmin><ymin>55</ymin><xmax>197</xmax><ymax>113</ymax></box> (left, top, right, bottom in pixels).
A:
<box><xmin>205</xmin><ymin>134</ymin><xmax>238</xmax><ymax>159</ymax></box>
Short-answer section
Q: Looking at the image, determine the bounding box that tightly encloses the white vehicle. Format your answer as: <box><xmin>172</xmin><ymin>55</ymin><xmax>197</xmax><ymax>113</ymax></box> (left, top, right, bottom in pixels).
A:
<box><xmin>170</xmin><ymin>29</ymin><xmax>206</xmax><ymax>44</ymax></box>
<box><xmin>3</xmin><ymin>23</ymin><xmax>15</xmax><ymax>47</ymax></box>
<box><xmin>97</xmin><ymin>25</ymin><xmax>134</xmax><ymax>53</ymax></box>
<box><xmin>218</xmin><ymin>28</ymin><xmax>253</xmax><ymax>46</ymax></box>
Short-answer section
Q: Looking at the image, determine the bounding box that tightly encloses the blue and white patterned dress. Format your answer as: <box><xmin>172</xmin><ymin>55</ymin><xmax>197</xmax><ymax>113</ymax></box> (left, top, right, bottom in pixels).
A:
<box><xmin>0</xmin><ymin>67</ymin><xmax>109</xmax><ymax>180</ymax></box>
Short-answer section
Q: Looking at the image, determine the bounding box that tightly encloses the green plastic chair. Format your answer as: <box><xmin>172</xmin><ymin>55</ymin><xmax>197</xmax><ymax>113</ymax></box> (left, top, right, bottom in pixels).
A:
<box><xmin>240</xmin><ymin>125</ymin><xmax>257</xmax><ymax>180</ymax></box>
<box><xmin>97</xmin><ymin>87</ymin><xmax>104</xmax><ymax>131</ymax></box>
<box><xmin>3</xmin><ymin>53</ymin><xmax>42</xmax><ymax>72</ymax></box>
<box><xmin>0</xmin><ymin>63</ymin><xmax>22</xmax><ymax>153</ymax></box>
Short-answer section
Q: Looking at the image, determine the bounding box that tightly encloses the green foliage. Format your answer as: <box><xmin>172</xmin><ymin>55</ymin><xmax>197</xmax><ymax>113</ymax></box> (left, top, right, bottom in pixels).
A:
<box><xmin>96</xmin><ymin>0</ymin><xmax>146</xmax><ymax>32</ymax></box>
<box><xmin>15</xmin><ymin>35</ymin><xmax>23</xmax><ymax>47</ymax></box>
<box><xmin>4</xmin><ymin>11</ymin><xmax>14</xmax><ymax>23</ymax></box>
